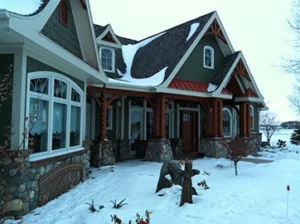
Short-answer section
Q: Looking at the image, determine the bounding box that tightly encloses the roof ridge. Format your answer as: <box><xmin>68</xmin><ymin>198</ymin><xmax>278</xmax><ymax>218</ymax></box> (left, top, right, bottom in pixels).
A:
<box><xmin>137</xmin><ymin>11</ymin><xmax>215</xmax><ymax>43</ymax></box>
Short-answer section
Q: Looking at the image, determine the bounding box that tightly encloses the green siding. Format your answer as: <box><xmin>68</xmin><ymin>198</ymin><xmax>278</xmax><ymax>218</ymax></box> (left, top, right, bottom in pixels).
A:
<box><xmin>41</xmin><ymin>0</ymin><xmax>82</xmax><ymax>59</ymax></box>
<box><xmin>176</xmin><ymin>35</ymin><xmax>224</xmax><ymax>83</ymax></box>
<box><xmin>0</xmin><ymin>54</ymin><xmax>14</xmax><ymax>148</ymax></box>
<box><xmin>27</xmin><ymin>57</ymin><xmax>84</xmax><ymax>90</ymax></box>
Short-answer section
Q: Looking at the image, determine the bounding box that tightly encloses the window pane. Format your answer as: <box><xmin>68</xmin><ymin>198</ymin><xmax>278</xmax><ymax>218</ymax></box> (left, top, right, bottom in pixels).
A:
<box><xmin>222</xmin><ymin>110</ymin><xmax>231</xmax><ymax>136</ymax></box>
<box><xmin>30</xmin><ymin>78</ymin><xmax>48</xmax><ymax>94</ymax></box>
<box><xmin>146</xmin><ymin>111</ymin><xmax>153</xmax><ymax>139</ymax></box>
<box><xmin>54</xmin><ymin>80</ymin><xmax>67</xmax><ymax>99</ymax></box>
<box><xmin>70</xmin><ymin>106</ymin><xmax>81</xmax><ymax>146</ymax></box>
<box><xmin>52</xmin><ymin>102</ymin><xmax>67</xmax><ymax>150</ymax></box>
<box><xmin>101</xmin><ymin>48</ymin><xmax>113</xmax><ymax>71</ymax></box>
<box><xmin>71</xmin><ymin>88</ymin><xmax>81</xmax><ymax>102</ymax></box>
<box><xmin>29</xmin><ymin>98</ymin><xmax>48</xmax><ymax>153</ymax></box>
<box><xmin>131</xmin><ymin>110</ymin><xmax>142</xmax><ymax>144</ymax></box>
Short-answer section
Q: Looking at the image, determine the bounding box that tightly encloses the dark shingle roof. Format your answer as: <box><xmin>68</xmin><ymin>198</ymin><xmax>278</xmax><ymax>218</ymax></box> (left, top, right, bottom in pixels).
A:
<box><xmin>121</xmin><ymin>11</ymin><xmax>215</xmax><ymax>81</ymax></box>
<box><xmin>93</xmin><ymin>24</ymin><xmax>137</xmax><ymax>45</ymax></box>
<box><xmin>94</xmin><ymin>24</ymin><xmax>108</xmax><ymax>36</ymax></box>
<box><xmin>210</xmin><ymin>52</ymin><xmax>240</xmax><ymax>85</ymax></box>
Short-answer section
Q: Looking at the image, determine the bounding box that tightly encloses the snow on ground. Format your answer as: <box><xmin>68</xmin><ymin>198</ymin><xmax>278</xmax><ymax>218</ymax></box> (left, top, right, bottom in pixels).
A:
<box><xmin>0</xmin><ymin>0</ymin><xmax>42</xmax><ymax>15</ymax></box>
<box><xmin>186</xmin><ymin>23</ymin><xmax>200</xmax><ymax>41</ymax></box>
<box><xmin>5</xmin><ymin>130</ymin><xmax>300</xmax><ymax>224</ymax></box>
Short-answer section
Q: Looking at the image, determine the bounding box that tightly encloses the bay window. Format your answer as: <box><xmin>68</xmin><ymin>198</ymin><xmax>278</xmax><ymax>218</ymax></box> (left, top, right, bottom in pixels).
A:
<box><xmin>27</xmin><ymin>72</ymin><xmax>84</xmax><ymax>158</ymax></box>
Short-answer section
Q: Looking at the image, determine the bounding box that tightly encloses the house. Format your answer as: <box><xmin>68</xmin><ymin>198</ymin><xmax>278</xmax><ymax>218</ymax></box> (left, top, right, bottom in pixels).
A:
<box><xmin>0</xmin><ymin>0</ymin><xmax>266</xmax><ymax>218</ymax></box>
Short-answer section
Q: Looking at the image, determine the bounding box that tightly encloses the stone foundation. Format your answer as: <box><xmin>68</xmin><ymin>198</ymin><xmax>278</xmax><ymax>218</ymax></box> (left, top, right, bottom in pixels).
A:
<box><xmin>251</xmin><ymin>133</ymin><xmax>262</xmax><ymax>152</ymax></box>
<box><xmin>0</xmin><ymin>149</ymin><xmax>89</xmax><ymax>218</ymax></box>
<box><xmin>144</xmin><ymin>138</ymin><xmax>173</xmax><ymax>162</ymax></box>
<box><xmin>90</xmin><ymin>141</ymin><xmax>115</xmax><ymax>167</ymax></box>
<box><xmin>199</xmin><ymin>138</ymin><xmax>229</xmax><ymax>158</ymax></box>
<box><xmin>244</xmin><ymin>135</ymin><xmax>261</xmax><ymax>156</ymax></box>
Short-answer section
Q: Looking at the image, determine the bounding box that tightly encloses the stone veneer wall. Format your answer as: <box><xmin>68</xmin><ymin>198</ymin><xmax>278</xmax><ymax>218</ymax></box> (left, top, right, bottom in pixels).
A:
<box><xmin>0</xmin><ymin>149</ymin><xmax>89</xmax><ymax>218</ymax></box>
<box><xmin>199</xmin><ymin>138</ymin><xmax>229</xmax><ymax>158</ymax></box>
<box><xmin>90</xmin><ymin>141</ymin><xmax>115</xmax><ymax>167</ymax></box>
<box><xmin>144</xmin><ymin>139</ymin><xmax>173</xmax><ymax>162</ymax></box>
<box><xmin>112</xmin><ymin>140</ymin><xmax>131</xmax><ymax>161</ymax></box>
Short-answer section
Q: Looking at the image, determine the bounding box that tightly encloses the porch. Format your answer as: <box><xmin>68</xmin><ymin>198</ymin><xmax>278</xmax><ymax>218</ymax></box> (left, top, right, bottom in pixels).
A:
<box><xmin>85</xmin><ymin>85</ymin><xmax>259</xmax><ymax>166</ymax></box>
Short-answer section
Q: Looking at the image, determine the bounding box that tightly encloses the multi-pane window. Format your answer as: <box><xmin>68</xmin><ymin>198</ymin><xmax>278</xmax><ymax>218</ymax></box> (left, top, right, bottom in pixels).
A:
<box><xmin>27</xmin><ymin>72</ymin><xmax>84</xmax><ymax>157</ymax></box>
<box><xmin>100</xmin><ymin>47</ymin><xmax>115</xmax><ymax>72</ymax></box>
<box><xmin>222</xmin><ymin>108</ymin><xmax>232</xmax><ymax>137</ymax></box>
<box><xmin>203</xmin><ymin>46</ymin><xmax>214</xmax><ymax>69</ymax></box>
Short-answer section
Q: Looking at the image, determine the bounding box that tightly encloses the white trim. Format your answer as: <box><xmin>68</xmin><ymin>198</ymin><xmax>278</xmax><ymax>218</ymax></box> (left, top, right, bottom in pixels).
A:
<box><xmin>98</xmin><ymin>40</ymin><xmax>122</xmax><ymax>49</ymax></box>
<box><xmin>214</xmin><ymin>52</ymin><xmax>241</xmax><ymax>95</ymax></box>
<box><xmin>6</xmin><ymin>46</ymin><xmax>27</xmax><ymax>149</ymax></box>
<box><xmin>85</xmin><ymin>103</ymin><xmax>91</xmax><ymax>140</ymax></box>
<box><xmin>91</xmin><ymin>98</ymin><xmax>96</xmax><ymax>140</ymax></box>
<box><xmin>235</xmin><ymin>75</ymin><xmax>245</xmax><ymax>94</ymax></box>
<box><xmin>203</xmin><ymin>45</ymin><xmax>214</xmax><ymax>69</ymax></box>
<box><xmin>96</xmin><ymin>24</ymin><xmax>122</xmax><ymax>48</ymax></box>
<box><xmin>99</xmin><ymin>46</ymin><xmax>115</xmax><ymax>73</ymax></box>
<box><xmin>250</xmin><ymin>105</ymin><xmax>254</xmax><ymax>130</ymax></box>
<box><xmin>128</xmin><ymin>100</ymin><xmax>131</xmax><ymax>140</ymax></box>
<box><xmin>27</xmin><ymin>71</ymin><xmax>84</xmax><ymax>160</ymax></box>
<box><xmin>121</xmin><ymin>96</ymin><xmax>125</xmax><ymax>139</ymax></box>
<box><xmin>160</xmin><ymin>11</ymin><xmax>235</xmax><ymax>88</ymax></box>
<box><xmin>29</xmin><ymin>147</ymin><xmax>85</xmax><ymax>162</ymax></box>
<box><xmin>222</xmin><ymin>107</ymin><xmax>233</xmax><ymax>137</ymax></box>
<box><xmin>234</xmin><ymin>97</ymin><xmax>263</xmax><ymax>103</ymax></box>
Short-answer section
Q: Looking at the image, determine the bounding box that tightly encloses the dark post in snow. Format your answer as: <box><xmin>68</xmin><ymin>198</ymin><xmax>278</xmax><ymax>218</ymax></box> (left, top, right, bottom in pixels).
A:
<box><xmin>179</xmin><ymin>160</ymin><xmax>200</xmax><ymax>207</ymax></box>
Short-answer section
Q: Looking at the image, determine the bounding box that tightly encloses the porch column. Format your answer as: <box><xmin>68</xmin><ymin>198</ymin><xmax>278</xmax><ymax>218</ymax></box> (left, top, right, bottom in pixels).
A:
<box><xmin>239</xmin><ymin>101</ymin><xmax>250</xmax><ymax>137</ymax></box>
<box><xmin>205</xmin><ymin>98</ymin><xmax>222</xmax><ymax>137</ymax></box>
<box><xmin>100</xmin><ymin>93</ymin><xmax>107</xmax><ymax>141</ymax></box>
<box><xmin>152</xmin><ymin>94</ymin><xmax>166</xmax><ymax>138</ymax></box>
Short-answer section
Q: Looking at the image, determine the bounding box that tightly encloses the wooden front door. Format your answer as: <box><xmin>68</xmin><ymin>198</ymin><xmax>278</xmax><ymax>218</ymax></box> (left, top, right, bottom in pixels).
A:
<box><xmin>180</xmin><ymin>111</ymin><xmax>198</xmax><ymax>152</ymax></box>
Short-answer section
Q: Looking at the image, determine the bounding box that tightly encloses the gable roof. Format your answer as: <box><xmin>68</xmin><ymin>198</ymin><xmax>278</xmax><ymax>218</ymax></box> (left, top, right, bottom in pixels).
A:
<box><xmin>0</xmin><ymin>0</ymin><xmax>107</xmax><ymax>83</ymax></box>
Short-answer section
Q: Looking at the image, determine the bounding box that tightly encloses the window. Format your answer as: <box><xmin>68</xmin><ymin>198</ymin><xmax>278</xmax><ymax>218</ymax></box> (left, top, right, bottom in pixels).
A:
<box><xmin>27</xmin><ymin>72</ymin><xmax>84</xmax><ymax>158</ymax></box>
<box><xmin>203</xmin><ymin>46</ymin><xmax>214</xmax><ymax>69</ymax></box>
<box><xmin>250</xmin><ymin>105</ymin><xmax>254</xmax><ymax>129</ymax></box>
<box><xmin>59</xmin><ymin>0</ymin><xmax>68</xmax><ymax>26</ymax></box>
<box><xmin>106</xmin><ymin>106</ymin><xmax>113</xmax><ymax>130</ymax></box>
<box><xmin>222</xmin><ymin>108</ymin><xmax>232</xmax><ymax>137</ymax></box>
<box><xmin>100</xmin><ymin>47</ymin><xmax>115</xmax><ymax>72</ymax></box>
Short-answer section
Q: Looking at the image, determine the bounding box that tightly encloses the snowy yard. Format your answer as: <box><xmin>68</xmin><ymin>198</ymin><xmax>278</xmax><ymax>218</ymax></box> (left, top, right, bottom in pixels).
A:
<box><xmin>6</xmin><ymin>129</ymin><xmax>300</xmax><ymax>224</ymax></box>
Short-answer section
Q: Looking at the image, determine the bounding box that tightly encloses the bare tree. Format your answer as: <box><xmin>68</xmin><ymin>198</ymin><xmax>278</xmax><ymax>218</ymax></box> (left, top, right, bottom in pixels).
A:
<box><xmin>260</xmin><ymin>112</ymin><xmax>280</xmax><ymax>146</ymax></box>
<box><xmin>228</xmin><ymin>137</ymin><xmax>249</xmax><ymax>176</ymax></box>
<box><xmin>282</xmin><ymin>0</ymin><xmax>300</xmax><ymax>74</ymax></box>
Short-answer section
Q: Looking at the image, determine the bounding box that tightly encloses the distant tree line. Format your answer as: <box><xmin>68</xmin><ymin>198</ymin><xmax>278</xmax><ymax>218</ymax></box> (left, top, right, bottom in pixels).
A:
<box><xmin>280</xmin><ymin>121</ymin><xmax>300</xmax><ymax>129</ymax></box>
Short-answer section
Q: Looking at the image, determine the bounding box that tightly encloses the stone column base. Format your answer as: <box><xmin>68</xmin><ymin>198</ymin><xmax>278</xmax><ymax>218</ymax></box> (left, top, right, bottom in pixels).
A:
<box><xmin>242</xmin><ymin>136</ymin><xmax>260</xmax><ymax>156</ymax></box>
<box><xmin>199</xmin><ymin>138</ymin><xmax>228</xmax><ymax>158</ymax></box>
<box><xmin>144</xmin><ymin>138</ymin><xmax>173</xmax><ymax>162</ymax></box>
<box><xmin>99</xmin><ymin>140</ymin><xmax>115</xmax><ymax>166</ymax></box>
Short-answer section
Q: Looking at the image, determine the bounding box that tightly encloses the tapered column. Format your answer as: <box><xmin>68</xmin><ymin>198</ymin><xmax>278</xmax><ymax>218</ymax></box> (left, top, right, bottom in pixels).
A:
<box><xmin>205</xmin><ymin>98</ymin><xmax>223</xmax><ymax>137</ymax></box>
<box><xmin>152</xmin><ymin>94</ymin><xmax>166</xmax><ymax>138</ymax></box>
<box><xmin>239</xmin><ymin>102</ymin><xmax>250</xmax><ymax>137</ymax></box>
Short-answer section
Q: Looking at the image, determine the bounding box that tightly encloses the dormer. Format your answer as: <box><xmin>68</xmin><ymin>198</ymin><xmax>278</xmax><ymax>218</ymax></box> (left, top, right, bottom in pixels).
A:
<box><xmin>95</xmin><ymin>24</ymin><xmax>122</xmax><ymax>73</ymax></box>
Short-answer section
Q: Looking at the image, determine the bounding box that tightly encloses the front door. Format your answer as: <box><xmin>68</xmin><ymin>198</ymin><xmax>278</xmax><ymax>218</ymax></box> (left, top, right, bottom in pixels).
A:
<box><xmin>180</xmin><ymin>111</ymin><xmax>198</xmax><ymax>152</ymax></box>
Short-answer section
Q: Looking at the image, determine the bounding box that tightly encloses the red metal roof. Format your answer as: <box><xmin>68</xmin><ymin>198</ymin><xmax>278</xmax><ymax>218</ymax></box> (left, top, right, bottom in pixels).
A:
<box><xmin>168</xmin><ymin>79</ymin><xmax>232</xmax><ymax>95</ymax></box>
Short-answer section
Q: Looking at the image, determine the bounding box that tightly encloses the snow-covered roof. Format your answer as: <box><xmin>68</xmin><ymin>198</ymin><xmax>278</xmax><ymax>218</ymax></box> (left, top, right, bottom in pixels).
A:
<box><xmin>186</xmin><ymin>23</ymin><xmax>200</xmax><ymax>42</ymax></box>
<box><xmin>0</xmin><ymin>0</ymin><xmax>44</xmax><ymax>15</ymax></box>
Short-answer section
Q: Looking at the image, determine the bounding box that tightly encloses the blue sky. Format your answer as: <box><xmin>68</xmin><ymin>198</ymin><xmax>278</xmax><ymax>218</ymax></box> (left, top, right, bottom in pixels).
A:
<box><xmin>0</xmin><ymin>0</ymin><xmax>297</xmax><ymax>122</ymax></box>
<box><xmin>90</xmin><ymin>0</ymin><xmax>297</xmax><ymax>122</ymax></box>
